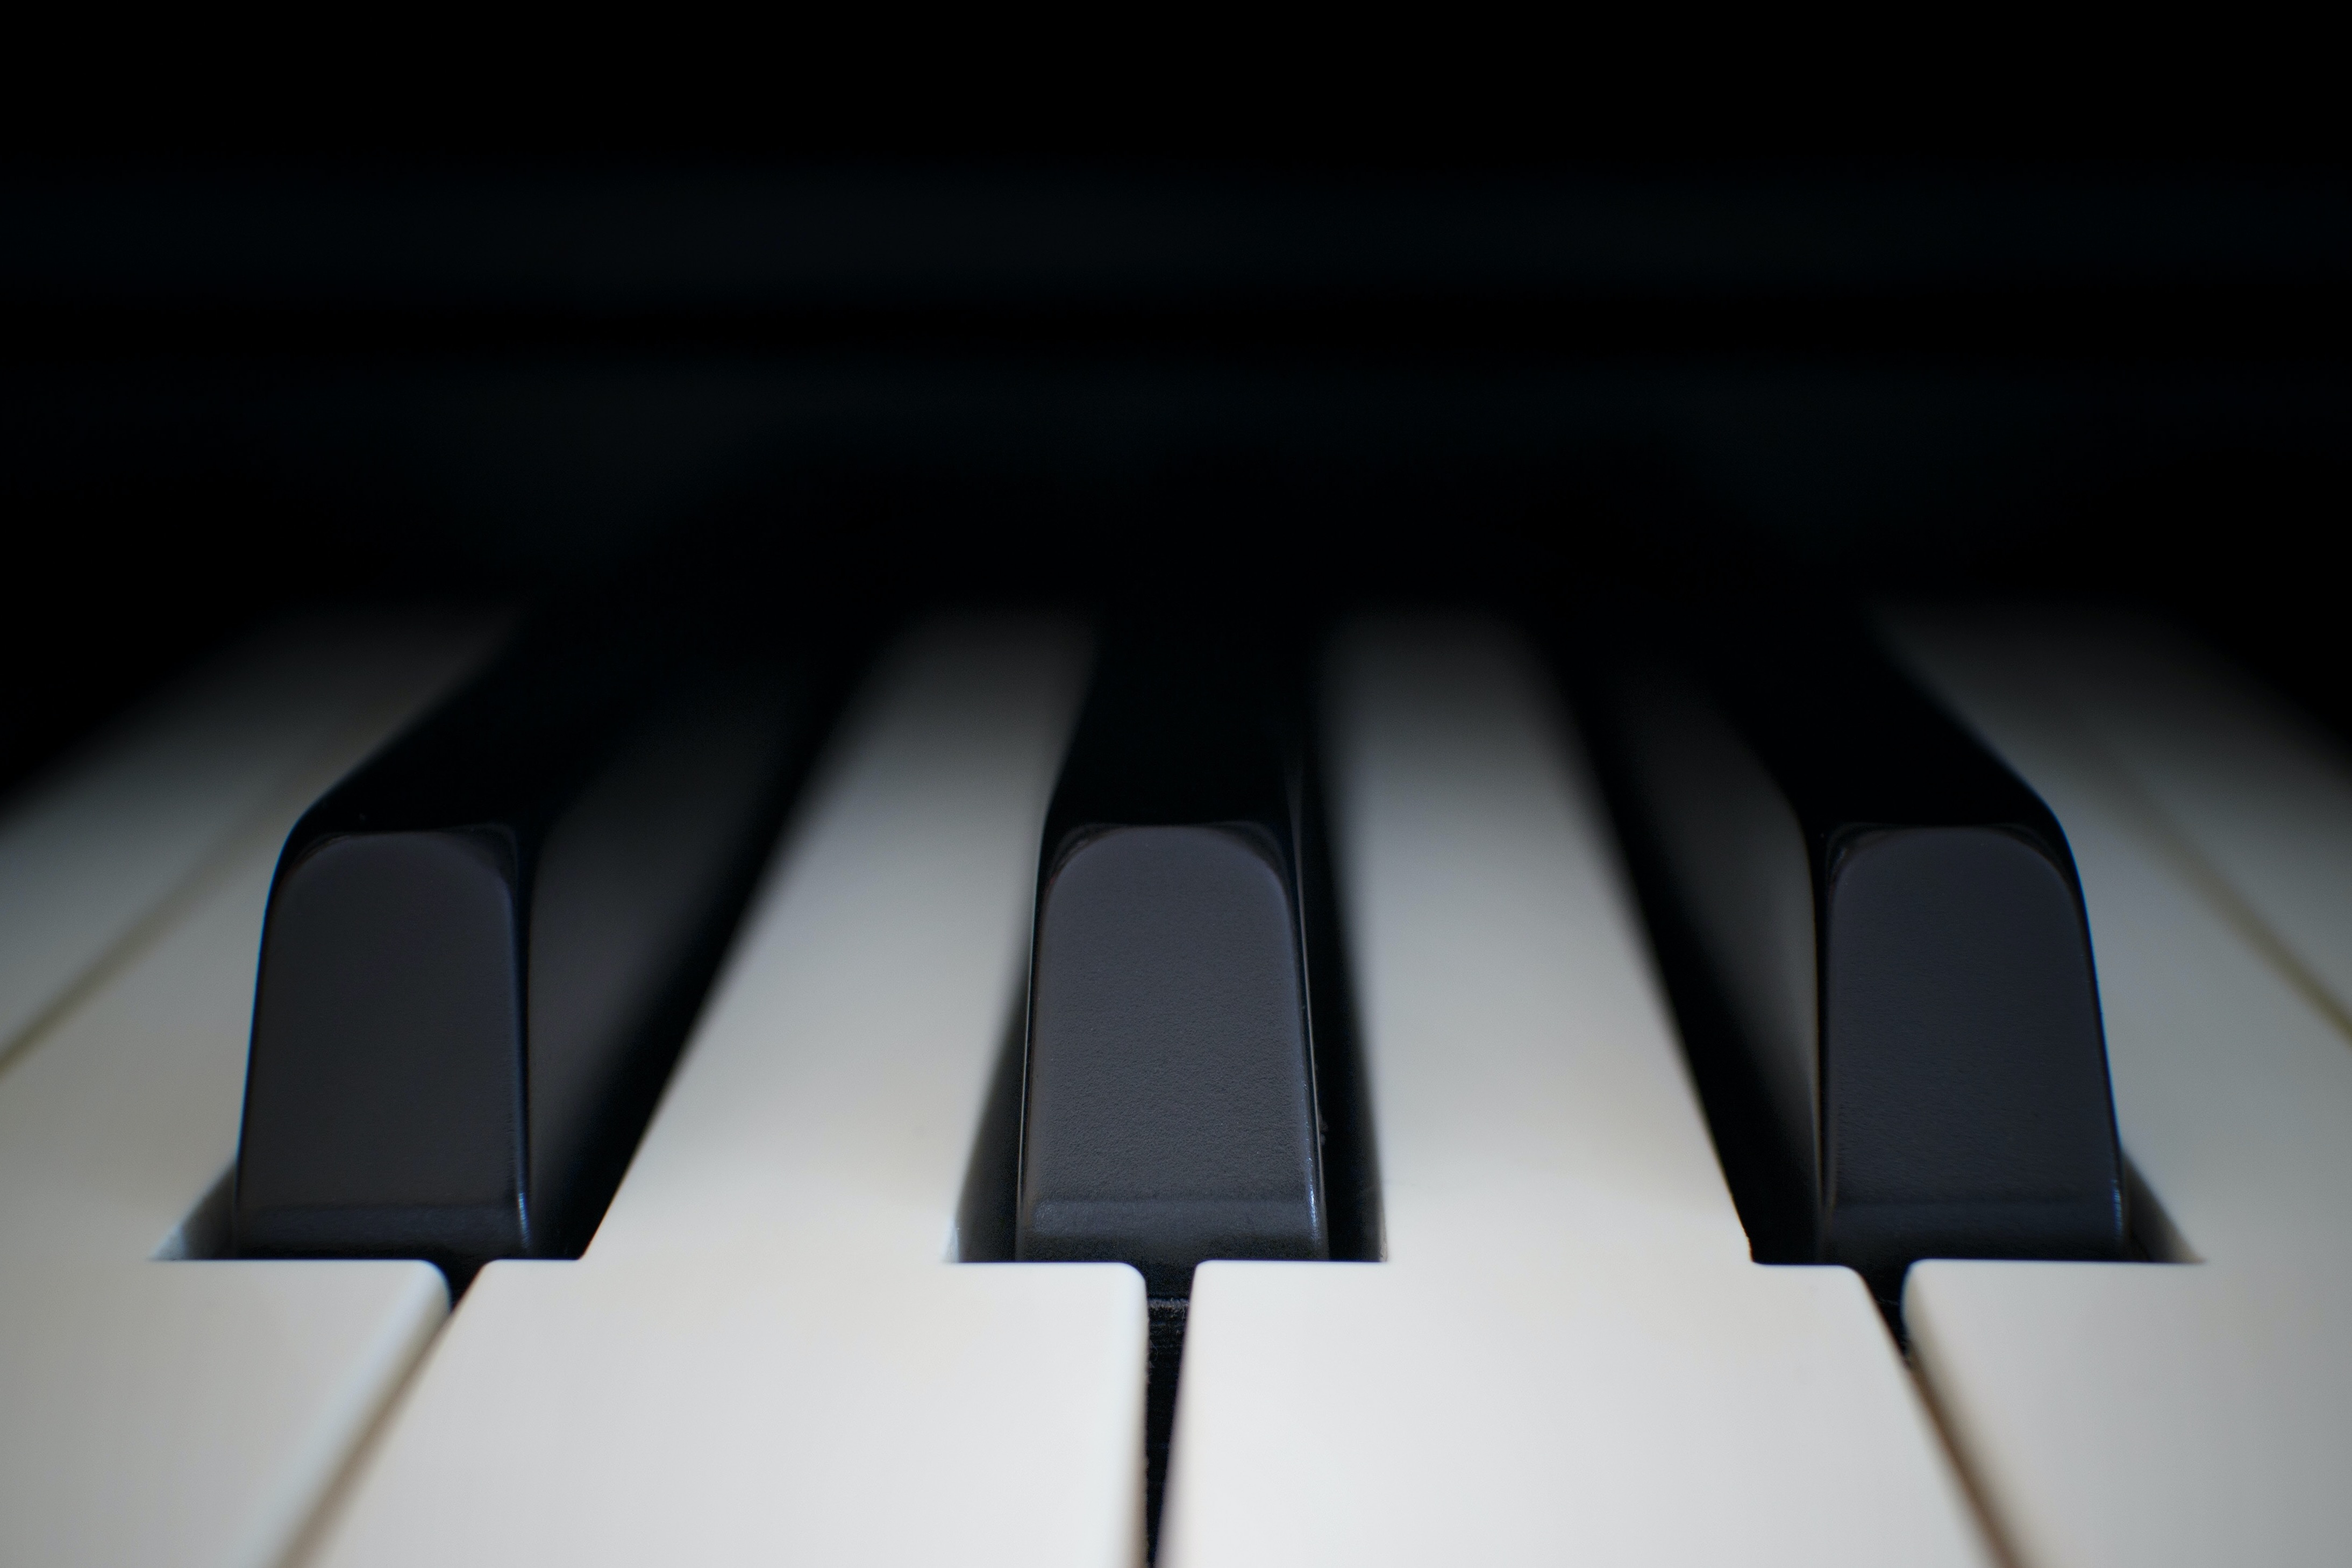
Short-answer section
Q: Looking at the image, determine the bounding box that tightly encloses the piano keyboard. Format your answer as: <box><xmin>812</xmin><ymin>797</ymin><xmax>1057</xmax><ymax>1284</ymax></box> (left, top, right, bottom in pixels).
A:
<box><xmin>3</xmin><ymin>604</ymin><xmax>2350</xmax><ymax>1568</ymax></box>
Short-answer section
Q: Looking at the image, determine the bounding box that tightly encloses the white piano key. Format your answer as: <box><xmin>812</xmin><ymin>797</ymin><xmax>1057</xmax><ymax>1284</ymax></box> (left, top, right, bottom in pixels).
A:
<box><xmin>576</xmin><ymin>619</ymin><xmax>1091</xmax><ymax>1267</ymax></box>
<box><xmin>1</xmin><ymin>847</ymin><xmax>379</xmax><ymax>1263</ymax></box>
<box><xmin>1158</xmin><ymin>620</ymin><xmax>1991</xmax><ymax>1568</ymax></box>
<box><xmin>0</xmin><ymin>1264</ymin><xmax>444</xmax><ymax>1568</ymax></box>
<box><xmin>307</xmin><ymin>619</ymin><xmax>1149</xmax><ymax>1568</ymax></box>
<box><xmin>1932</xmin><ymin>612</ymin><xmax>2352</xmax><ymax>1024</ymax></box>
<box><xmin>1889</xmin><ymin>615</ymin><xmax>2352</xmax><ymax>1270</ymax></box>
<box><xmin>1906</xmin><ymin>1261</ymin><xmax>2352</xmax><ymax>1568</ymax></box>
<box><xmin>0</xmin><ymin>617</ymin><xmax>500</xmax><ymax>1568</ymax></box>
<box><xmin>1888</xmin><ymin>611</ymin><xmax>2352</xmax><ymax>1568</ymax></box>
<box><xmin>0</xmin><ymin>613</ymin><xmax>501</xmax><ymax>1076</ymax></box>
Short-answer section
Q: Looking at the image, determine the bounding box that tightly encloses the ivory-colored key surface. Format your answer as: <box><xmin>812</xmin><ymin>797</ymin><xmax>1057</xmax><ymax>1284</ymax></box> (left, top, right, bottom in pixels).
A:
<box><xmin>1157</xmin><ymin>621</ymin><xmax>1991</xmax><ymax>1568</ymax></box>
<box><xmin>1888</xmin><ymin>612</ymin><xmax>2352</xmax><ymax>1568</ymax></box>
<box><xmin>0</xmin><ymin>1264</ymin><xmax>446</xmax><ymax>1568</ymax></box>
<box><xmin>306</xmin><ymin>620</ymin><xmax>1149</xmax><ymax>1568</ymax></box>
<box><xmin>1942</xmin><ymin>614</ymin><xmax>2352</xmax><ymax>1023</ymax></box>
<box><xmin>0</xmin><ymin>616</ymin><xmax>502</xmax><ymax>1568</ymax></box>
<box><xmin>0</xmin><ymin>614</ymin><xmax>498</xmax><ymax>1075</ymax></box>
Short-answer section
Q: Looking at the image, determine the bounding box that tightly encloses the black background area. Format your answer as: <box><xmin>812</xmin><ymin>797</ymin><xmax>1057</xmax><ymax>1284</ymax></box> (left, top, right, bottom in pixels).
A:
<box><xmin>4</xmin><ymin>152</ymin><xmax>2349</xmax><ymax>819</ymax></box>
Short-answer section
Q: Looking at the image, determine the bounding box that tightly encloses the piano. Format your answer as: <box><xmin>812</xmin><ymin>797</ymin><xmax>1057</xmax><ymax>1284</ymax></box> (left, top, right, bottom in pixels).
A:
<box><xmin>2</xmin><ymin>163</ymin><xmax>2350</xmax><ymax>1568</ymax></box>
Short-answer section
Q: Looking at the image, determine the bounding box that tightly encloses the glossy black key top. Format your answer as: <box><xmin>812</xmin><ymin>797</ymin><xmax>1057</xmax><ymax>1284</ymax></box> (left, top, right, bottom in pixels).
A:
<box><xmin>233</xmin><ymin>607</ymin><xmax>834</xmax><ymax>1281</ymax></box>
<box><xmin>1013</xmin><ymin>622</ymin><xmax>1372</xmax><ymax>1555</ymax></box>
<box><xmin>1576</xmin><ymin>608</ymin><xmax>2129</xmax><ymax>1310</ymax></box>
<box><xmin>1015</xmin><ymin>624</ymin><xmax>1373</xmax><ymax>1292</ymax></box>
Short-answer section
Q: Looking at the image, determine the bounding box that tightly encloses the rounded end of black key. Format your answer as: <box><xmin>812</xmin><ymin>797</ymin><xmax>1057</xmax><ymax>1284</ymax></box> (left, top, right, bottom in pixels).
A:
<box><xmin>1821</xmin><ymin>825</ymin><xmax>2132</xmax><ymax>1295</ymax></box>
<box><xmin>231</xmin><ymin>614</ymin><xmax>832</xmax><ymax>1284</ymax></box>
<box><xmin>1566</xmin><ymin>605</ymin><xmax>2134</xmax><ymax>1313</ymax></box>
<box><xmin>234</xmin><ymin>829</ymin><xmax>530</xmax><ymax>1277</ymax></box>
<box><xmin>1016</xmin><ymin>823</ymin><xmax>1332</xmax><ymax>1293</ymax></box>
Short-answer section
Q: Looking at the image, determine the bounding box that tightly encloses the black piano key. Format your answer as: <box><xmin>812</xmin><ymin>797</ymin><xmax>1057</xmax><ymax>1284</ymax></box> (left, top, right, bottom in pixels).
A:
<box><xmin>232</xmin><ymin>606</ymin><xmax>837</xmax><ymax>1281</ymax></box>
<box><xmin>1574</xmin><ymin>607</ymin><xmax>2130</xmax><ymax>1311</ymax></box>
<box><xmin>1015</xmin><ymin>625</ymin><xmax>1363</xmax><ymax>1293</ymax></box>
<box><xmin>1012</xmin><ymin>622</ymin><xmax>1370</xmax><ymax>1556</ymax></box>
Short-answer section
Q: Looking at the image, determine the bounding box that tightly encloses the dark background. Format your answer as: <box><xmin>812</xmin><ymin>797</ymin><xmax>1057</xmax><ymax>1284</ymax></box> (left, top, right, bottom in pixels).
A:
<box><xmin>5</xmin><ymin>142</ymin><xmax>2348</xmax><ymax>797</ymax></box>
